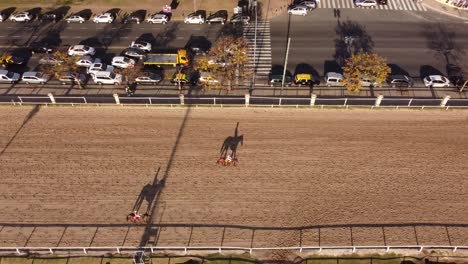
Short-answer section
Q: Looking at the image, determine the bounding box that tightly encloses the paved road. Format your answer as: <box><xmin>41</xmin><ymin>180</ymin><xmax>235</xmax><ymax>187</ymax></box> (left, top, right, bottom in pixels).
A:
<box><xmin>268</xmin><ymin>9</ymin><xmax>468</xmax><ymax>82</ymax></box>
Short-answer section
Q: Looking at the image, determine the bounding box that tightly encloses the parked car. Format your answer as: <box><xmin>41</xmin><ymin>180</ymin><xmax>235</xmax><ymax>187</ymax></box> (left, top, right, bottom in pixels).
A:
<box><xmin>76</xmin><ymin>56</ymin><xmax>100</xmax><ymax>68</ymax></box>
<box><xmin>9</xmin><ymin>12</ymin><xmax>32</xmax><ymax>22</ymax></box>
<box><xmin>21</xmin><ymin>71</ymin><xmax>50</xmax><ymax>84</ymax></box>
<box><xmin>0</xmin><ymin>54</ymin><xmax>25</xmax><ymax>65</ymax></box>
<box><xmin>324</xmin><ymin>72</ymin><xmax>344</xmax><ymax>86</ymax></box>
<box><xmin>288</xmin><ymin>5</ymin><xmax>309</xmax><ymax>15</ymax></box>
<box><xmin>88</xmin><ymin>62</ymin><xmax>114</xmax><ymax>76</ymax></box>
<box><xmin>122</xmin><ymin>48</ymin><xmax>146</xmax><ymax>60</ymax></box>
<box><xmin>93</xmin><ymin>13</ymin><xmax>114</xmax><ymax>23</ymax></box>
<box><xmin>92</xmin><ymin>71</ymin><xmax>122</xmax><ymax>85</ymax></box>
<box><xmin>65</xmin><ymin>15</ymin><xmax>86</xmax><ymax>23</ymax></box>
<box><xmin>295</xmin><ymin>0</ymin><xmax>317</xmax><ymax>9</ymax></box>
<box><xmin>171</xmin><ymin>73</ymin><xmax>197</xmax><ymax>85</ymax></box>
<box><xmin>135</xmin><ymin>72</ymin><xmax>162</xmax><ymax>85</ymax></box>
<box><xmin>38</xmin><ymin>54</ymin><xmax>64</xmax><ymax>65</ymax></box>
<box><xmin>199</xmin><ymin>72</ymin><xmax>221</xmax><ymax>85</ymax></box>
<box><xmin>0</xmin><ymin>12</ymin><xmax>6</xmax><ymax>22</ymax></box>
<box><xmin>29</xmin><ymin>40</ymin><xmax>57</xmax><ymax>54</ymax></box>
<box><xmin>39</xmin><ymin>12</ymin><xmax>62</xmax><ymax>23</ymax></box>
<box><xmin>184</xmin><ymin>14</ymin><xmax>205</xmax><ymax>24</ymax></box>
<box><xmin>187</xmin><ymin>38</ymin><xmax>211</xmax><ymax>55</ymax></box>
<box><xmin>208</xmin><ymin>56</ymin><xmax>228</xmax><ymax>67</ymax></box>
<box><xmin>207</xmin><ymin>11</ymin><xmax>227</xmax><ymax>24</ymax></box>
<box><xmin>68</xmin><ymin>45</ymin><xmax>96</xmax><ymax>56</ymax></box>
<box><xmin>294</xmin><ymin>73</ymin><xmax>314</xmax><ymax>85</ymax></box>
<box><xmin>146</xmin><ymin>14</ymin><xmax>168</xmax><ymax>24</ymax></box>
<box><xmin>360</xmin><ymin>76</ymin><xmax>378</xmax><ymax>87</ymax></box>
<box><xmin>111</xmin><ymin>56</ymin><xmax>135</xmax><ymax>68</ymax></box>
<box><xmin>387</xmin><ymin>75</ymin><xmax>414</xmax><ymax>88</ymax></box>
<box><xmin>423</xmin><ymin>75</ymin><xmax>451</xmax><ymax>87</ymax></box>
<box><xmin>355</xmin><ymin>0</ymin><xmax>378</xmax><ymax>7</ymax></box>
<box><xmin>124</xmin><ymin>14</ymin><xmax>143</xmax><ymax>24</ymax></box>
<box><xmin>230</xmin><ymin>14</ymin><xmax>249</xmax><ymax>25</ymax></box>
<box><xmin>269</xmin><ymin>74</ymin><xmax>292</xmax><ymax>87</ymax></box>
<box><xmin>0</xmin><ymin>70</ymin><xmax>20</xmax><ymax>83</ymax></box>
<box><xmin>129</xmin><ymin>40</ymin><xmax>151</xmax><ymax>52</ymax></box>
<box><xmin>58</xmin><ymin>72</ymin><xmax>87</xmax><ymax>85</ymax></box>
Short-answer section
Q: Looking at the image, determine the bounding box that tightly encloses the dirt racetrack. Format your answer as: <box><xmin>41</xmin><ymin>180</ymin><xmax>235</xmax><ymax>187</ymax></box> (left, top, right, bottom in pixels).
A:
<box><xmin>0</xmin><ymin>106</ymin><xmax>467</xmax><ymax>252</ymax></box>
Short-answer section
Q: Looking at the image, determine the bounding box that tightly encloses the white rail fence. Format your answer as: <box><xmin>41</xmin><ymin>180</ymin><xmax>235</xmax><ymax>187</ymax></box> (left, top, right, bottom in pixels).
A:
<box><xmin>1</xmin><ymin>245</ymin><xmax>467</xmax><ymax>256</ymax></box>
<box><xmin>1</xmin><ymin>94</ymin><xmax>467</xmax><ymax>108</ymax></box>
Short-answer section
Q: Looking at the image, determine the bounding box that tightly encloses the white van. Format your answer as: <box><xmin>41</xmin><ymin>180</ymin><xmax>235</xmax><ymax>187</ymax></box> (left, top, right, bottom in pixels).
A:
<box><xmin>92</xmin><ymin>71</ymin><xmax>122</xmax><ymax>85</ymax></box>
<box><xmin>21</xmin><ymin>71</ymin><xmax>50</xmax><ymax>84</ymax></box>
<box><xmin>324</xmin><ymin>72</ymin><xmax>343</xmax><ymax>86</ymax></box>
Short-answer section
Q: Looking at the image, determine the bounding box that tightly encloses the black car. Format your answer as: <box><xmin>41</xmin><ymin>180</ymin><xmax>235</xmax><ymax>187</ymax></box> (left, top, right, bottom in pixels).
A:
<box><xmin>124</xmin><ymin>12</ymin><xmax>144</xmax><ymax>24</ymax></box>
<box><xmin>187</xmin><ymin>37</ymin><xmax>211</xmax><ymax>55</ymax></box>
<box><xmin>122</xmin><ymin>48</ymin><xmax>146</xmax><ymax>60</ymax></box>
<box><xmin>387</xmin><ymin>75</ymin><xmax>414</xmax><ymax>88</ymax></box>
<box><xmin>39</xmin><ymin>13</ymin><xmax>63</xmax><ymax>23</ymax></box>
<box><xmin>29</xmin><ymin>40</ymin><xmax>57</xmax><ymax>54</ymax></box>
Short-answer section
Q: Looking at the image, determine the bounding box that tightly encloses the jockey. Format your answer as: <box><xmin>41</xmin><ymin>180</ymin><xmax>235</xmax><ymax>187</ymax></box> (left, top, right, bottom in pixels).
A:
<box><xmin>226</xmin><ymin>154</ymin><xmax>232</xmax><ymax>163</ymax></box>
<box><xmin>132</xmin><ymin>211</ymin><xmax>141</xmax><ymax>221</ymax></box>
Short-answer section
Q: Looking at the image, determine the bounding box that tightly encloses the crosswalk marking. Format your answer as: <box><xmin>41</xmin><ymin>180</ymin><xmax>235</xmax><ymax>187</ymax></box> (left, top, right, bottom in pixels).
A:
<box><xmin>243</xmin><ymin>21</ymin><xmax>272</xmax><ymax>78</ymax></box>
<box><xmin>318</xmin><ymin>0</ymin><xmax>426</xmax><ymax>11</ymax></box>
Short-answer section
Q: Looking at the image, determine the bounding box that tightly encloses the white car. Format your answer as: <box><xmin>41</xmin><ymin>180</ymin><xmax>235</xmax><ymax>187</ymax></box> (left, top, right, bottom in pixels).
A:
<box><xmin>93</xmin><ymin>71</ymin><xmax>122</xmax><ymax>85</ymax></box>
<box><xmin>65</xmin><ymin>15</ymin><xmax>85</xmax><ymax>23</ymax></box>
<box><xmin>88</xmin><ymin>63</ymin><xmax>114</xmax><ymax>76</ymax></box>
<box><xmin>0</xmin><ymin>70</ymin><xmax>20</xmax><ymax>83</ymax></box>
<box><xmin>93</xmin><ymin>13</ymin><xmax>114</xmax><ymax>23</ymax></box>
<box><xmin>184</xmin><ymin>14</ymin><xmax>205</xmax><ymax>24</ymax></box>
<box><xmin>423</xmin><ymin>75</ymin><xmax>451</xmax><ymax>87</ymax></box>
<box><xmin>21</xmin><ymin>72</ymin><xmax>50</xmax><ymax>84</ymax></box>
<box><xmin>146</xmin><ymin>14</ymin><xmax>168</xmax><ymax>24</ymax></box>
<box><xmin>111</xmin><ymin>56</ymin><xmax>135</xmax><ymax>68</ymax></box>
<box><xmin>76</xmin><ymin>56</ymin><xmax>101</xmax><ymax>68</ymax></box>
<box><xmin>68</xmin><ymin>45</ymin><xmax>96</xmax><ymax>56</ymax></box>
<box><xmin>199</xmin><ymin>72</ymin><xmax>221</xmax><ymax>85</ymax></box>
<box><xmin>288</xmin><ymin>5</ymin><xmax>309</xmax><ymax>15</ymax></box>
<box><xmin>9</xmin><ymin>12</ymin><xmax>32</xmax><ymax>22</ymax></box>
<box><xmin>129</xmin><ymin>41</ymin><xmax>151</xmax><ymax>52</ymax></box>
<box><xmin>355</xmin><ymin>0</ymin><xmax>378</xmax><ymax>7</ymax></box>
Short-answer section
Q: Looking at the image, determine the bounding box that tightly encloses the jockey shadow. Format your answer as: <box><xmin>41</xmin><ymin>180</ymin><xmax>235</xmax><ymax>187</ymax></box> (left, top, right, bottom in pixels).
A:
<box><xmin>132</xmin><ymin>167</ymin><xmax>164</xmax><ymax>215</ymax></box>
<box><xmin>218</xmin><ymin>122</ymin><xmax>243</xmax><ymax>166</ymax></box>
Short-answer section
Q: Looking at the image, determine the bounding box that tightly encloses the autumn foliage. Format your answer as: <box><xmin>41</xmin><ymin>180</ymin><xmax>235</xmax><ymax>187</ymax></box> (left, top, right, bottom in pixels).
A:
<box><xmin>342</xmin><ymin>53</ymin><xmax>391</xmax><ymax>93</ymax></box>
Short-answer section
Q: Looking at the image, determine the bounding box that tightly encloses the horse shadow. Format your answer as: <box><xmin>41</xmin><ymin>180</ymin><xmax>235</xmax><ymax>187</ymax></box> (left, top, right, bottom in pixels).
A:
<box><xmin>220</xmin><ymin>122</ymin><xmax>243</xmax><ymax>159</ymax></box>
<box><xmin>132</xmin><ymin>167</ymin><xmax>164</xmax><ymax>214</ymax></box>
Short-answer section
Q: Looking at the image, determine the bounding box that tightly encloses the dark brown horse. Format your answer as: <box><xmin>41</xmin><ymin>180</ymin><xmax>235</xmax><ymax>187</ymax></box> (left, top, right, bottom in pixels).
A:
<box><xmin>220</xmin><ymin>122</ymin><xmax>243</xmax><ymax>160</ymax></box>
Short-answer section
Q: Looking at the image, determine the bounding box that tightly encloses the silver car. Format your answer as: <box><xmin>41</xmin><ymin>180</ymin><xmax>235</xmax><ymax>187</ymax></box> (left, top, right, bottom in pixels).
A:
<box><xmin>38</xmin><ymin>55</ymin><xmax>64</xmax><ymax>65</ymax></box>
<box><xmin>21</xmin><ymin>72</ymin><xmax>50</xmax><ymax>84</ymax></box>
<box><xmin>65</xmin><ymin>15</ymin><xmax>85</xmax><ymax>23</ymax></box>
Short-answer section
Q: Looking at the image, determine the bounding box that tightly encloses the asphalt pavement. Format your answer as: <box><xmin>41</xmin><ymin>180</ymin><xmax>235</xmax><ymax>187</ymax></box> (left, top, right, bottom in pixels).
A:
<box><xmin>0</xmin><ymin>6</ymin><xmax>467</xmax><ymax>99</ymax></box>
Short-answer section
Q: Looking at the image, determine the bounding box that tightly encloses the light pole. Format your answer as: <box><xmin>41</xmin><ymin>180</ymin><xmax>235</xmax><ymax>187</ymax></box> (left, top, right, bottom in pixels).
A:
<box><xmin>250</xmin><ymin>0</ymin><xmax>258</xmax><ymax>92</ymax></box>
<box><xmin>281</xmin><ymin>37</ymin><xmax>291</xmax><ymax>92</ymax></box>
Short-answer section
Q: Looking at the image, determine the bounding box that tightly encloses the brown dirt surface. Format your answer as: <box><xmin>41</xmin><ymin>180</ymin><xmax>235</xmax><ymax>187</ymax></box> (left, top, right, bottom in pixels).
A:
<box><xmin>0</xmin><ymin>106</ymin><xmax>467</xmax><ymax>252</ymax></box>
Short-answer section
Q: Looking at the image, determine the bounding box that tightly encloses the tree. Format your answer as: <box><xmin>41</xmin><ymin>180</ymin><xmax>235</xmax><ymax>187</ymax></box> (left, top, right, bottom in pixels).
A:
<box><xmin>114</xmin><ymin>64</ymin><xmax>144</xmax><ymax>85</ymax></box>
<box><xmin>194</xmin><ymin>35</ymin><xmax>251</xmax><ymax>91</ymax></box>
<box><xmin>41</xmin><ymin>51</ymin><xmax>82</xmax><ymax>89</ymax></box>
<box><xmin>342</xmin><ymin>52</ymin><xmax>391</xmax><ymax>93</ymax></box>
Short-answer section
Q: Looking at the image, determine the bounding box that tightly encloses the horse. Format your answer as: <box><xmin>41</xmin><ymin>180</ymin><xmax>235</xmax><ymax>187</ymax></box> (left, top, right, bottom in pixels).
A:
<box><xmin>216</xmin><ymin>157</ymin><xmax>239</xmax><ymax>167</ymax></box>
<box><xmin>126</xmin><ymin>212</ymin><xmax>149</xmax><ymax>224</ymax></box>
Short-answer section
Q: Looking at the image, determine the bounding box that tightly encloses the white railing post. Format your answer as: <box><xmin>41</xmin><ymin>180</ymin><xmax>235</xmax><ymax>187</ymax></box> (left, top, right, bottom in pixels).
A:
<box><xmin>214</xmin><ymin>97</ymin><xmax>216</xmax><ymax>105</ymax></box>
<box><xmin>83</xmin><ymin>97</ymin><xmax>87</xmax><ymax>104</ymax></box>
<box><xmin>310</xmin><ymin>94</ymin><xmax>317</xmax><ymax>106</ymax></box>
<box><xmin>453</xmin><ymin>246</ymin><xmax>458</xmax><ymax>252</ymax></box>
<box><xmin>116</xmin><ymin>247</ymin><xmax>120</xmax><ymax>254</ymax></box>
<box><xmin>343</xmin><ymin>98</ymin><xmax>348</xmax><ymax>106</ymax></box>
<box><xmin>408</xmin><ymin>98</ymin><xmax>413</xmax><ymax>106</ymax></box>
<box><xmin>113</xmin><ymin>94</ymin><xmax>120</xmax><ymax>105</ymax></box>
<box><xmin>83</xmin><ymin>248</ymin><xmax>87</xmax><ymax>254</ymax></box>
<box><xmin>440</xmin><ymin>95</ymin><xmax>450</xmax><ymax>107</ymax></box>
<box><xmin>149</xmin><ymin>98</ymin><xmax>152</xmax><ymax>105</ymax></box>
<box><xmin>49</xmin><ymin>248</ymin><xmax>53</xmax><ymax>254</ymax></box>
<box><xmin>184</xmin><ymin>247</ymin><xmax>187</xmax><ymax>254</ymax></box>
<box><xmin>375</xmin><ymin>94</ymin><xmax>384</xmax><ymax>107</ymax></box>
<box><xmin>245</xmin><ymin>94</ymin><xmax>250</xmax><ymax>107</ymax></box>
<box><xmin>279</xmin><ymin>98</ymin><xmax>282</xmax><ymax>105</ymax></box>
<box><xmin>48</xmin><ymin>93</ymin><xmax>56</xmax><ymax>104</ymax></box>
<box><xmin>18</xmin><ymin>96</ymin><xmax>23</xmax><ymax>104</ymax></box>
<box><xmin>179</xmin><ymin>94</ymin><xmax>185</xmax><ymax>105</ymax></box>
<box><xmin>419</xmin><ymin>246</ymin><xmax>423</xmax><ymax>252</ymax></box>
<box><xmin>16</xmin><ymin>248</ymin><xmax>21</xmax><ymax>255</ymax></box>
